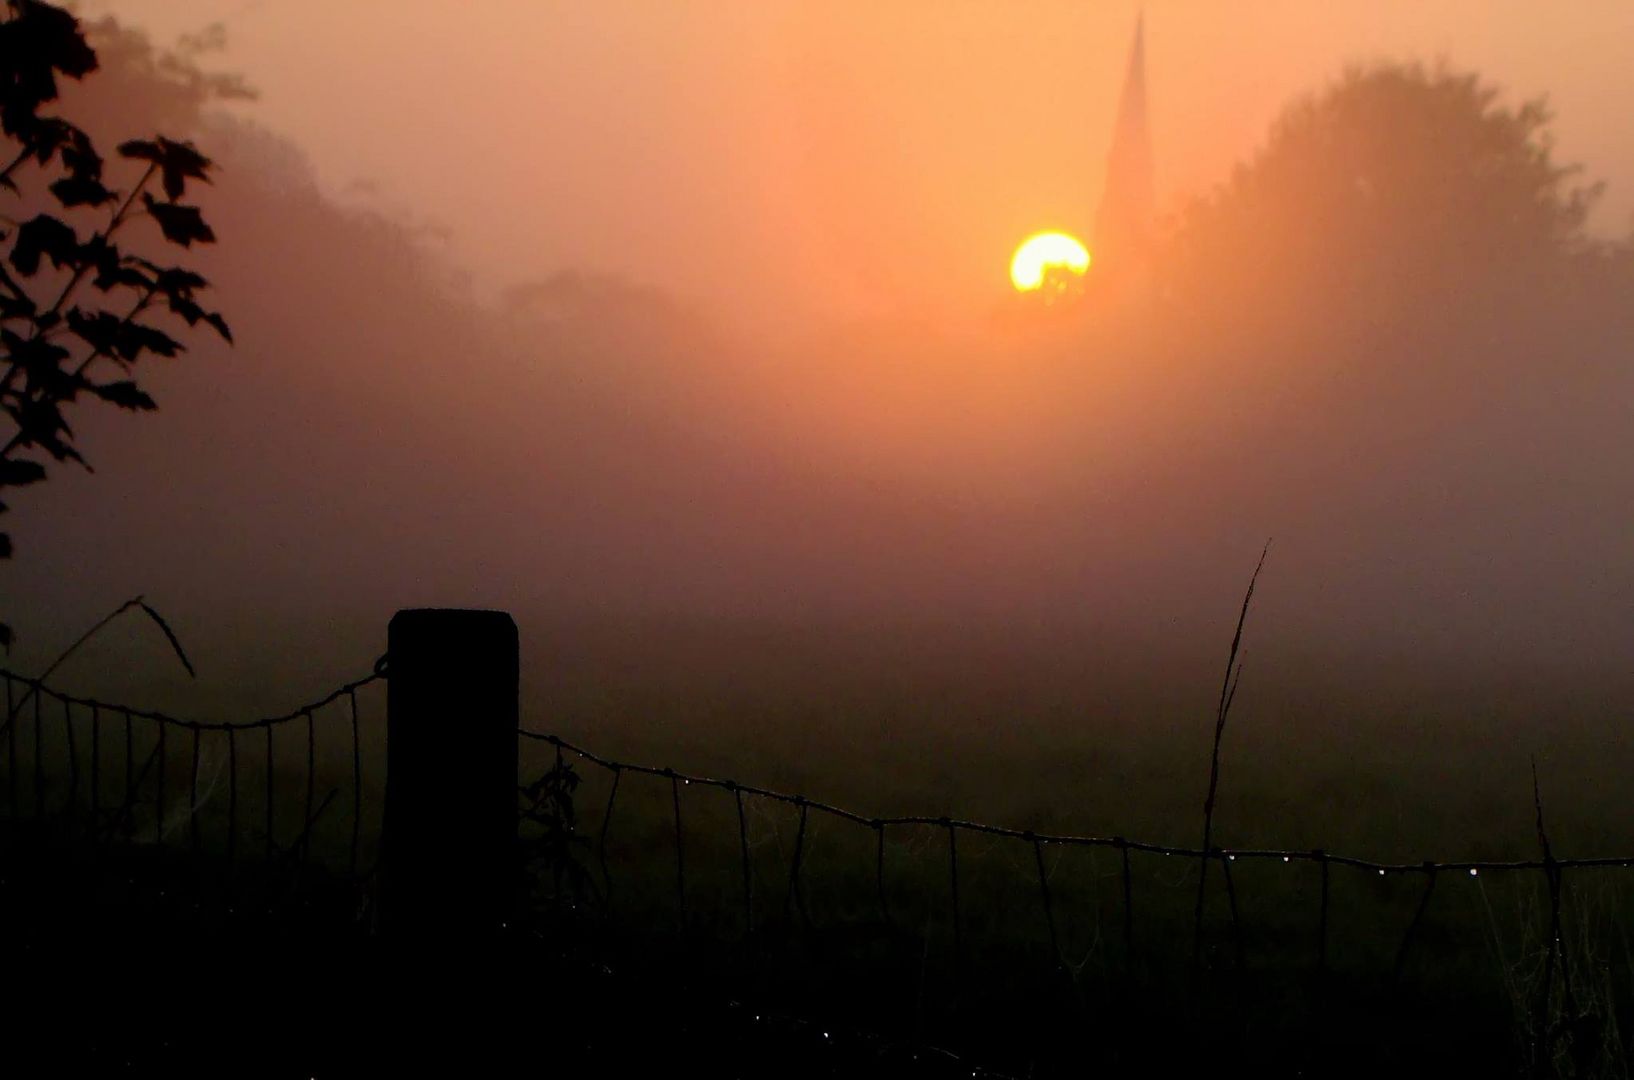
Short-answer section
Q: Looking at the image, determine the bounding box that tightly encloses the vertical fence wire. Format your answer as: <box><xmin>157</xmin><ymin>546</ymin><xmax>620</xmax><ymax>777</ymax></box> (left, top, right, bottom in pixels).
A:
<box><xmin>32</xmin><ymin>686</ymin><xmax>42</xmax><ymax>819</ymax></box>
<box><xmin>122</xmin><ymin>708</ymin><xmax>133</xmax><ymax>840</ymax></box>
<box><xmin>4</xmin><ymin>676</ymin><xmax>13</xmax><ymax>820</ymax></box>
<box><xmin>1540</xmin><ymin>863</ymin><xmax>1576</xmax><ymax>1067</ymax></box>
<box><xmin>62</xmin><ymin>698</ymin><xmax>76</xmax><ymax>813</ymax></box>
<box><xmin>1316</xmin><ymin>851</ymin><xmax>1330</xmax><ymax>980</ymax></box>
<box><xmin>188</xmin><ymin>726</ymin><xmax>201</xmax><ymax>855</ymax></box>
<box><xmin>786</xmin><ymin>798</ymin><xmax>809</xmax><ymax>928</ymax></box>
<box><xmin>732</xmin><ymin>783</ymin><xmax>752</xmax><ymax>935</ymax></box>
<box><xmin>668</xmin><ymin>770</ymin><xmax>686</xmax><ymax>927</ymax></box>
<box><xmin>598</xmin><ymin>765</ymin><xmax>620</xmax><ymax>910</ymax></box>
<box><xmin>348</xmin><ymin>689</ymin><xmax>362</xmax><ymax>878</ymax></box>
<box><xmin>155</xmin><ymin>719</ymin><xmax>166</xmax><ymax>845</ymax></box>
<box><xmin>875</xmin><ymin>821</ymin><xmax>892</xmax><ymax>929</ymax></box>
<box><xmin>226</xmin><ymin>726</ymin><xmax>238</xmax><ymax>864</ymax></box>
<box><xmin>1221</xmin><ymin>854</ymin><xmax>1244</xmax><ymax>969</ymax></box>
<box><xmin>549</xmin><ymin>742</ymin><xmax>567</xmax><ymax>898</ymax></box>
<box><xmin>89</xmin><ymin>704</ymin><xmax>100</xmax><ymax>835</ymax></box>
<box><xmin>946</xmin><ymin>819</ymin><xmax>961</xmax><ymax>976</ymax></box>
<box><xmin>300</xmin><ymin>710</ymin><xmax>315</xmax><ymax>864</ymax></box>
<box><xmin>264</xmin><ymin>722</ymin><xmax>275</xmax><ymax>859</ymax></box>
<box><xmin>1392</xmin><ymin>866</ymin><xmax>1437</xmax><ymax>984</ymax></box>
<box><xmin>1119</xmin><ymin>838</ymin><xmax>1136</xmax><ymax>971</ymax></box>
<box><xmin>1032</xmin><ymin>834</ymin><xmax>1061</xmax><ymax>966</ymax></box>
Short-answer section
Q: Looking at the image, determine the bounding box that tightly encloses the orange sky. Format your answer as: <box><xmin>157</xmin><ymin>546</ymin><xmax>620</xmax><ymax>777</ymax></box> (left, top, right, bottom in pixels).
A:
<box><xmin>85</xmin><ymin>1</ymin><xmax>1634</xmax><ymax>327</ymax></box>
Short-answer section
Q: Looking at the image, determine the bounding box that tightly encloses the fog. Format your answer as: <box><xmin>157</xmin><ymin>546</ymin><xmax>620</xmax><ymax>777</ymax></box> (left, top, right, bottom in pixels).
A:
<box><xmin>5</xmin><ymin>6</ymin><xmax>1634</xmax><ymax>835</ymax></box>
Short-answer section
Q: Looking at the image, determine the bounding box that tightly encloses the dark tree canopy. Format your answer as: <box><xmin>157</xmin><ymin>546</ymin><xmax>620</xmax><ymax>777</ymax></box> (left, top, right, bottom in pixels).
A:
<box><xmin>1163</xmin><ymin>62</ymin><xmax>1608</xmax><ymax>317</ymax></box>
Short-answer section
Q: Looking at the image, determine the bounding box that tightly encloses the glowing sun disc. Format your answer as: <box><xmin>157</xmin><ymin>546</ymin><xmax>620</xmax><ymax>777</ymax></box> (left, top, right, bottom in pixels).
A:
<box><xmin>1010</xmin><ymin>231</ymin><xmax>1091</xmax><ymax>291</ymax></box>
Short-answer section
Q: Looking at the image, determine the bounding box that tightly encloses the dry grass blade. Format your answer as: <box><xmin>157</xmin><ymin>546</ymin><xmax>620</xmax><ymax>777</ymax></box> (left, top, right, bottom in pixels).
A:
<box><xmin>1530</xmin><ymin>757</ymin><xmax>1583</xmax><ymax>1078</ymax></box>
<box><xmin>1193</xmin><ymin>540</ymin><xmax>1271</xmax><ymax>973</ymax></box>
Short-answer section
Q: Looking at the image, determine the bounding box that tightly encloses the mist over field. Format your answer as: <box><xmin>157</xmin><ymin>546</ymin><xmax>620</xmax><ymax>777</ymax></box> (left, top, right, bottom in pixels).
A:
<box><xmin>7</xmin><ymin>3</ymin><xmax>1634</xmax><ymax>857</ymax></box>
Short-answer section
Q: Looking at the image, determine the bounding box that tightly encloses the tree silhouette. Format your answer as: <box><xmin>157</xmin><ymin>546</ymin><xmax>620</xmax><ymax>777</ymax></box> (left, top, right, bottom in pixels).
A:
<box><xmin>0</xmin><ymin>0</ymin><xmax>228</xmax><ymax>648</ymax></box>
<box><xmin>1163</xmin><ymin>61</ymin><xmax>1606</xmax><ymax>318</ymax></box>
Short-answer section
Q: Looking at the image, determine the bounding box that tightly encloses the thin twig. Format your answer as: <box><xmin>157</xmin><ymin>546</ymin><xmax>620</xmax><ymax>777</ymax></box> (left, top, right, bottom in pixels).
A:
<box><xmin>2</xmin><ymin>595</ymin><xmax>195</xmax><ymax>733</ymax></box>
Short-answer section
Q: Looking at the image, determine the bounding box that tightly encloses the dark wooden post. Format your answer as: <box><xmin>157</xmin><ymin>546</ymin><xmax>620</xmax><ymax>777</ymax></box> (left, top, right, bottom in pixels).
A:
<box><xmin>382</xmin><ymin>608</ymin><xmax>518</xmax><ymax>939</ymax></box>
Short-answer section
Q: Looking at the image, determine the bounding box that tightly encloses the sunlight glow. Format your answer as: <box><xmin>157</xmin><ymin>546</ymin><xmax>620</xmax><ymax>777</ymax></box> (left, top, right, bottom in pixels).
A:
<box><xmin>1009</xmin><ymin>231</ymin><xmax>1091</xmax><ymax>291</ymax></box>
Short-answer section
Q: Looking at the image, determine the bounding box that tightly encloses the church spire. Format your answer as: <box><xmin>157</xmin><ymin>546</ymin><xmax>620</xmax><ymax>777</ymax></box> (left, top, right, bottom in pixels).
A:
<box><xmin>1093</xmin><ymin>13</ymin><xmax>1154</xmax><ymax>270</ymax></box>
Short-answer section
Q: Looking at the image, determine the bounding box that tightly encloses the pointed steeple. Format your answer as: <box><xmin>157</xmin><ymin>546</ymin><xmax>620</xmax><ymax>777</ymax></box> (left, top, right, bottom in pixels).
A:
<box><xmin>1093</xmin><ymin>13</ymin><xmax>1154</xmax><ymax>270</ymax></box>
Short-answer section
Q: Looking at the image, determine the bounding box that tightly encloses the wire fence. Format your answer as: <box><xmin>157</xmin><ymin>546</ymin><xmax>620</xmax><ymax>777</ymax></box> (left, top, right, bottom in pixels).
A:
<box><xmin>0</xmin><ymin>666</ymin><xmax>386</xmax><ymax>880</ymax></box>
<box><xmin>515</xmin><ymin>727</ymin><xmax>1634</xmax><ymax>1074</ymax></box>
<box><xmin>5</xmin><ymin>659</ymin><xmax>1630</xmax><ymax>942</ymax></box>
<box><xmin>6</xmin><ymin>658</ymin><xmax>1634</xmax><ymax>1072</ymax></box>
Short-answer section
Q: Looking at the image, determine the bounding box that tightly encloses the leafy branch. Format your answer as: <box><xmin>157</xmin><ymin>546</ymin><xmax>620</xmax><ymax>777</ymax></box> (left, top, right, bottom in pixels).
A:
<box><xmin>0</xmin><ymin>1</ymin><xmax>231</xmax><ymax>649</ymax></box>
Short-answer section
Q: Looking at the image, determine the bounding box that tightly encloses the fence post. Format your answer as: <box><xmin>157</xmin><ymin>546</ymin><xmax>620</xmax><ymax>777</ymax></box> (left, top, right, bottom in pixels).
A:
<box><xmin>382</xmin><ymin>608</ymin><xmax>518</xmax><ymax>940</ymax></box>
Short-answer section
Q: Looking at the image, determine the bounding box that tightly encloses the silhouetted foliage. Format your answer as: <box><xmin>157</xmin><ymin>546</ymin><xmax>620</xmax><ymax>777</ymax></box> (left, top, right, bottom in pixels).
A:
<box><xmin>520</xmin><ymin>755</ymin><xmax>601</xmax><ymax>909</ymax></box>
<box><xmin>1164</xmin><ymin>61</ymin><xmax>1606</xmax><ymax>319</ymax></box>
<box><xmin>0</xmin><ymin>1</ymin><xmax>229</xmax><ymax>648</ymax></box>
<box><xmin>1129</xmin><ymin>59</ymin><xmax>1634</xmax><ymax>557</ymax></box>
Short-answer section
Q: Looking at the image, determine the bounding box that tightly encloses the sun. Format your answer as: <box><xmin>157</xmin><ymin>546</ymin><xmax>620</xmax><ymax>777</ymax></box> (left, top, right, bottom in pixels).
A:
<box><xmin>1010</xmin><ymin>231</ymin><xmax>1091</xmax><ymax>293</ymax></box>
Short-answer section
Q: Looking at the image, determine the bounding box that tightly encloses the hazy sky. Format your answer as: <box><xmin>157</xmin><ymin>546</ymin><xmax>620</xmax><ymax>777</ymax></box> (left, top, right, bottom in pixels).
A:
<box><xmin>82</xmin><ymin>1</ymin><xmax>1634</xmax><ymax>326</ymax></box>
<box><xmin>0</xmin><ymin>0</ymin><xmax>1625</xmax><ymax>748</ymax></box>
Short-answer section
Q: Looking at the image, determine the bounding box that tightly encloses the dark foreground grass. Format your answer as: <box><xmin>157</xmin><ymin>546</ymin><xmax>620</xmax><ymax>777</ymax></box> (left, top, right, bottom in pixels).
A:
<box><xmin>0</xmin><ymin>823</ymin><xmax>1031</xmax><ymax>1078</ymax></box>
<box><xmin>519</xmin><ymin>767</ymin><xmax>1634</xmax><ymax>1078</ymax></box>
<box><xmin>5</xmin><ymin>776</ymin><xmax>1634</xmax><ymax>1077</ymax></box>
